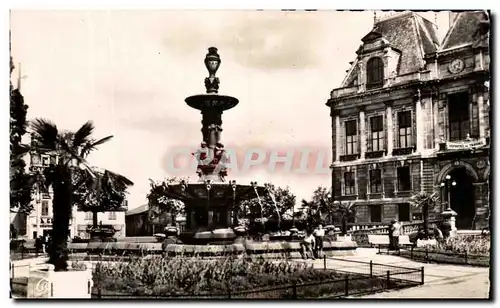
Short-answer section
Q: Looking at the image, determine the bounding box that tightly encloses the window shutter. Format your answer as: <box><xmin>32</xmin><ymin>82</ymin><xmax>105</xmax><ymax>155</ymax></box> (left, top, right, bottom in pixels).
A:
<box><xmin>367</xmin><ymin>117</ymin><xmax>372</xmax><ymax>152</ymax></box>
<box><xmin>470</xmin><ymin>89</ymin><xmax>479</xmax><ymax>138</ymax></box>
<box><xmin>340</xmin><ymin>121</ymin><xmax>346</xmax><ymax>155</ymax></box>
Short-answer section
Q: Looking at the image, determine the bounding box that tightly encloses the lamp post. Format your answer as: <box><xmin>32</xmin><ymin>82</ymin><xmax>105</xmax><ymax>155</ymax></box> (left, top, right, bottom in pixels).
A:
<box><xmin>440</xmin><ymin>174</ymin><xmax>458</xmax><ymax>237</ymax></box>
<box><xmin>440</xmin><ymin>174</ymin><xmax>457</xmax><ymax>212</ymax></box>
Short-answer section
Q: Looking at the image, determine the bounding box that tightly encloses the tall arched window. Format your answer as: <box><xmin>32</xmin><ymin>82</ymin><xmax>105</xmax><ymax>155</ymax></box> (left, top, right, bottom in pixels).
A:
<box><xmin>366</xmin><ymin>57</ymin><xmax>384</xmax><ymax>89</ymax></box>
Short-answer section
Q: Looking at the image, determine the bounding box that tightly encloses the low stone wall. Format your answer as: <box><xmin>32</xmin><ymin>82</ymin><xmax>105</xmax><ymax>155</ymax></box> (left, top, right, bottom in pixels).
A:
<box><xmin>68</xmin><ymin>237</ymin><xmax>358</xmax><ymax>258</ymax></box>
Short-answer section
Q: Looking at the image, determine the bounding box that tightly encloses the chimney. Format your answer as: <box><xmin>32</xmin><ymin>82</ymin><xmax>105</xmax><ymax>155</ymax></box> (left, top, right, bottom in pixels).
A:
<box><xmin>449</xmin><ymin>11</ymin><xmax>460</xmax><ymax>28</ymax></box>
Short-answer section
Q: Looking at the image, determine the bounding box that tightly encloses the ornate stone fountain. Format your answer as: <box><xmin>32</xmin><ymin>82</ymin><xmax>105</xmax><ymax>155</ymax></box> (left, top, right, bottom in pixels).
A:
<box><xmin>158</xmin><ymin>47</ymin><xmax>357</xmax><ymax>257</ymax></box>
<box><xmin>161</xmin><ymin>47</ymin><xmax>268</xmax><ymax>246</ymax></box>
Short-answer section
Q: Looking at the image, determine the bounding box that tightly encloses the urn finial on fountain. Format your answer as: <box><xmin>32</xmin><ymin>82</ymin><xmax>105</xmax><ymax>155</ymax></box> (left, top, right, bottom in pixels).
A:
<box><xmin>204</xmin><ymin>47</ymin><xmax>221</xmax><ymax>93</ymax></box>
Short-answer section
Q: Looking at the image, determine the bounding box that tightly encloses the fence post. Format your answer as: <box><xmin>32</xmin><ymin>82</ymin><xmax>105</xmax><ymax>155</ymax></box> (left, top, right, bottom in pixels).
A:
<box><xmin>410</xmin><ymin>246</ymin><xmax>413</xmax><ymax>260</ymax></box>
<box><xmin>344</xmin><ymin>275</ymin><xmax>349</xmax><ymax>297</ymax></box>
<box><xmin>227</xmin><ymin>281</ymin><xmax>231</xmax><ymax>299</ymax></box>
<box><xmin>292</xmin><ymin>281</ymin><xmax>297</xmax><ymax>299</ymax></box>
<box><xmin>50</xmin><ymin>283</ymin><xmax>54</xmax><ymax>298</ymax></box>
<box><xmin>386</xmin><ymin>271</ymin><xmax>390</xmax><ymax>289</ymax></box>
<box><xmin>98</xmin><ymin>285</ymin><xmax>102</xmax><ymax>299</ymax></box>
<box><xmin>420</xmin><ymin>266</ymin><xmax>425</xmax><ymax>285</ymax></box>
<box><xmin>369</xmin><ymin>260</ymin><xmax>373</xmax><ymax>277</ymax></box>
<box><xmin>324</xmin><ymin>255</ymin><xmax>327</xmax><ymax>270</ymax></box>
<box><xmin>465</xmin><ymin>251</ymin><xmax>468</xmax><ymax>264</ymax></box>
<box><xmin>425</xmin><ymin>246</ymin><xmax>429</xmax><ymax>262</ymax></box>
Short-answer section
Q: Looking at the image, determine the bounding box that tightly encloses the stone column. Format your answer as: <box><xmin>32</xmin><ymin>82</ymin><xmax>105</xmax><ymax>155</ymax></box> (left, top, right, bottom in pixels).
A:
<box><xmin>386</xmin><ymin>103</ymin><xmax>394</xmax><ymax>156</ymax></box>
<box><xmin>359</xmin><ymin>108</ymin><xmax>366</xmax><ymax>159</ymax></box>
<box><xmin>335</xmin><ymin>115</ymin><xmax>341</xmax><ymax>161</ymax></box>
<box><xmin>415</xmin><ymin>98</ymin><xmax>424</xmax><ymax>152</ymax></box>
<box><xmin>477</xmin><ymin>91</ymin><xmax>486</xmax><ymax>139</ymax></box>
<box><xmin>433</xmin><ymin>95</ymin><xmax>440</xmax><ymax>150</ymax></box>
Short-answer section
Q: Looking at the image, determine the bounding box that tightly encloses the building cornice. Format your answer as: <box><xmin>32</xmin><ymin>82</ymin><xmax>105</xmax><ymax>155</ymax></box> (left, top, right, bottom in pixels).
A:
<box><xmin>326</xmin><ymin>69</ymin><xmax>489</xmax><ymax>109</ymax></box>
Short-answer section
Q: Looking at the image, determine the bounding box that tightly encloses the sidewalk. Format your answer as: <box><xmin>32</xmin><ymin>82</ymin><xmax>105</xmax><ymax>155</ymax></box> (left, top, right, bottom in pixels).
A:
<box><xmin>309</xmin><ymin>248</ymin><xmax>490</xmax><ymax>299</ymax></box>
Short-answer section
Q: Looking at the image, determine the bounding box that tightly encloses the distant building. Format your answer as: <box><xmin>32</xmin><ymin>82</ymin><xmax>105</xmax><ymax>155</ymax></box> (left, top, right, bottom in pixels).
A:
<box><xmin>125</xmin><ymin>204</ymin><xmax>186</xmax><ymax>237</ymax></box>
<box><xmin>12</xmin><ymin>141</ymin><xmax>127</xmax><ymax>240</ymax></box>
<box><xmin>327</xmin><ymin>11</ymin><xmax>490</xmax><ymax>230</ymax></box>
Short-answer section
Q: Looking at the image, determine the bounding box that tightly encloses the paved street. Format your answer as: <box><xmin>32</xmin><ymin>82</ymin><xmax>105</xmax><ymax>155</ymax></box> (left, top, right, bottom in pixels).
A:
<box><xmin>307</xmin><ymin>248</ymin><xmax>490</xmax><ymax>299</ymax></box>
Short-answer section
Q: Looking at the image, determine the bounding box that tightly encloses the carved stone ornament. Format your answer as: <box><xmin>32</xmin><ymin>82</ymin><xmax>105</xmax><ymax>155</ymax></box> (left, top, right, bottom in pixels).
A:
<box><xmin>448</xmin><ymin>58</ymin><xmax>465</xmax><ymax>74</ymax></box>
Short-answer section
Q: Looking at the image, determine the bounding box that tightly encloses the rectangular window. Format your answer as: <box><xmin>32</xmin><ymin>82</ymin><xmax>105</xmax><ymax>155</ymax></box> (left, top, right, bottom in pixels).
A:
<box><xmin>370</xmin><ymin>116</ymin><xmax>384</xmax><ymax>151</ymax></box>
<box><xmin>369</xmin><ymin>169</ymin><xmax>382</xmax><ymax>193</ymax></box>
<box><xmin>345</xmin><ymin>120</ymin><xmax>357</xmax><ymax>155</ymax></box>
<box><xmin>370</xmin><ymin>205</ymin><xmax>382</xmax><ymax>223</ymax></box>
<box><xmin>108</xmin><ymin>212</ymin><xmax>117</xmax><ymax>220</ymax></box>
<box><xmin>41</xmin><ymin>201</ymin><xmax>49</xmax><ymax>216</ymax></box>
<box><xmin>85</xmin><ymin>212</ymin><xmax>92</xmax><ymax>220</ymax></box>
<box><xmin>397</xmin><ymin>166</ymin><xmax>411</xmax><ymax>191</ymax></box>
<box><xmin>448</xmin><ymin>92</ymin><xmax>470</xmax><ymax>141</ymax></box>
<box><xmin>344</xmin><ymin>172</ymin><xmax>356</xmax><ymax>195</ymax></box>
<box><xmin>398</xmin><ymin>203</ymin><xmax>411</xmax><ymax>222</ymax></box>
<box><xmin>398</xmin><ymin>111</ymin><xmax>412</xmax><ymax>148</ymax></box>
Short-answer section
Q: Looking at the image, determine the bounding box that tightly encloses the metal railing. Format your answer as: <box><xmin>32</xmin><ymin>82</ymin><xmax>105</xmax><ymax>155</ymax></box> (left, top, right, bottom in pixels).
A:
<box><xmin>400</xmin><ymin>246</ymin><xmax>490</xmax><ymax>267</ymax></box>
<box><xmin>90</xmin><ymin>255</ymin><xmax>424</xmax><ymax>299</ymax></box>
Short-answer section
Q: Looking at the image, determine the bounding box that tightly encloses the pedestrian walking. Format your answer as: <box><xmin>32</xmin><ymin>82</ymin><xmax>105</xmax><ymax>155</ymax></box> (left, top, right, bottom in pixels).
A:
<box><xmin>35</xmin><ymin>236</ymin><xmax>43</xmax><ymax>257</ymax></box>
<box><xmin>313</xmin><ymin>224</ymin><xmax>325</xmax><ymax>258</ymax></box>
<box><xmin>389</xmin><ymin>219</ymin><xmax>401</xmax><ymax>251</ymax></box>
<box><xmin>300</xmin><ymin>230</ymin><xmax>316</xmax><ymax>260</ymax></box>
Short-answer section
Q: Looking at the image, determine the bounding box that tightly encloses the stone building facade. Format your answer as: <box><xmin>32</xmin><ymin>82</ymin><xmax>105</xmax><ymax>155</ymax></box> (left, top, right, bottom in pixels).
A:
<box><xmin>326</xmin><ymin>11</ymin><xmax>490</xmax><ymax>230</ymax></box>
<box><xmin>14</xmin><ymin>148</ymin><xmax>127</xmax><ymax>240</ymax></box>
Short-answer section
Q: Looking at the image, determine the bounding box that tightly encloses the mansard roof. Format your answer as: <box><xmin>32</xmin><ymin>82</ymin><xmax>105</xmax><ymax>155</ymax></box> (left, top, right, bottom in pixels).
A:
<box><xmin>371</xmin><ymin>12</ymin><xmax>439</xmax><ymax>74</ymax></box>
<box><xmin>440</xmin><ymin>11</ymin><xmax>490</xmax><ymax>51</ymax></box>
<box><xmin>341</xmin><ymin>12</ymin><xmax>440</xmax><ymax>87</ymax></box>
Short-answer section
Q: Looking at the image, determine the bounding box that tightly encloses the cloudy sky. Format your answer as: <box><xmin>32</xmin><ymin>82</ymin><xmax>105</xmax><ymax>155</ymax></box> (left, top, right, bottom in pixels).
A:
<box><xmin>10</xmin><ymin>10</ymin><xmax>450</xmax><ymax>210</ymax></box>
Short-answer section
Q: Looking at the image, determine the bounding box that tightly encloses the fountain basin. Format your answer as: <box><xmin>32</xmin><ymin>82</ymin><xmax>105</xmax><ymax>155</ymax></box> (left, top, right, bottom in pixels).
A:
<box><xmin>68</xmin><ymin>237</ymin><xmax>357</xmax><ymax>258</ymax></box>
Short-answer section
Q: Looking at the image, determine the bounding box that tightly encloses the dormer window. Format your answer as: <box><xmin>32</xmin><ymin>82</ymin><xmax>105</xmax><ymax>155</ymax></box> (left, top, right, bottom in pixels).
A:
<box><xmin>366</xmin><ymin>57</ymin><xmax>384</xmax><ymax>89</ymax></box>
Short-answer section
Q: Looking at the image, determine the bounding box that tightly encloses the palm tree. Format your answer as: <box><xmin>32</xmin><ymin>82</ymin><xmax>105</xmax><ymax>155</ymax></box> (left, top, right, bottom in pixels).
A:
<box><xmin>30</xmin><ymin>119</ymin><xmax>114</xmax><ymax>271</ymax></box>
<box><xmin>330</xmin><ymin>201</ymin><xmax>356</xmax><ymax>235</ymax></box>
<box><xmin>409</xmin><ymin>192</ymin><xmax>439</xmax><ymax>239</ymax></box>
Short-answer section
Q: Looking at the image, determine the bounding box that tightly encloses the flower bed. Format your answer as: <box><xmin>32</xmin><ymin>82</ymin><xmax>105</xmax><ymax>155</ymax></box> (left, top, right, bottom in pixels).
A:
<box><xmin>91</xmin><ymin>256</ymin><xmax>392</xmax><ymax>298</ymax></box>
<box><xmin>398</xmin><ymin>234</ymin><xmax>490</xmax><ymax>267</ymax></box>
<box><xmin>433</xmin><ymin>235</ymin><xmax>490</xmax><ymax>255</ymax></box>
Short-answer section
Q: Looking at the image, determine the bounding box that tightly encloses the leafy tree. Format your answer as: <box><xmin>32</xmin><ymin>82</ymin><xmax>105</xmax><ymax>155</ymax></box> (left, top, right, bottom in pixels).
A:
<box><xmin>73</xmin><ymin>168</ymin><xmax>133</xmax><ymax>229</ymax></box>
<box><xmin>10</xmin><ymin>57</ymin><xmax>33</xmax><ymax>214</ymax></box>
<box><xmin>146</xmin><ymin>178</ymin><xmax>186</xmax><ymax>228</ymax></box>
<box><xmin>10</xmin><ymin>224</ymin><xmax>18</xmax><ymax>239</ymax></box>
<box><xmin>409</xmin><ymin>191</ymin><xmax>439</xmax><ymax>239</ymax></box>
<box><xmin>30</xmin><ymin>119</ymin><xmax>115</xmax><ymax>271</ymax></box>
<box><xmin>239</xmin><ymin>184</ymin><xmax>296</xmax><ymax>231</ymax></box>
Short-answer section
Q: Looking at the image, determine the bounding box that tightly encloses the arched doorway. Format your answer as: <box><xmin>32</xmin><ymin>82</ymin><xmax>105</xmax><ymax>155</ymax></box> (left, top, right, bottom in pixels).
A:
<box><xmin>447</xmin><ymin>167</ymin><xmax>476</xmax><ymax>229</ymax></box>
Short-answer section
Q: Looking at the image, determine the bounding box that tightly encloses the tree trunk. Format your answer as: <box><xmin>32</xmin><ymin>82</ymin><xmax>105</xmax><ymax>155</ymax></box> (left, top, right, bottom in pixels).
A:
<box><xmin>423</xmin><ymin>203</ymin><xmax>429</xmax><ymax>239</ymax></box>
<box><xmin>341</xmin><ymin>217</ymin><xmax>348</xmax><ymax>235</ymax></box>
<box><xmin>48</xmin><ymin>167</ymin><xmax>72</xmax><ymax>271</ymax></box>
<box><xmin>92</xmin><ymin>211</ymin><xmax>98</xmax><ymax>228</ymax></box>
